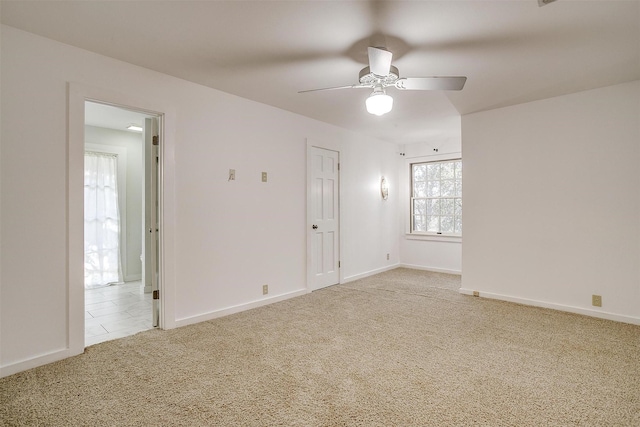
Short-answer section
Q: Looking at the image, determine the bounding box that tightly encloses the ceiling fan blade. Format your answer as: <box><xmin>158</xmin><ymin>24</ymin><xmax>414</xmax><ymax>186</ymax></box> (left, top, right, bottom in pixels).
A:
<box><xmin>395</xmin><ymin>76</ymin><xmax>467</xmax><ymax>91</ymax></box>
<box><xmin>368</xmin><ymin>47</ymin><xmax>393</xmax><ymax>77</ymax></box>
<box><xmin>298</xmin><ymin>84</ymin><xmax>369</xmax><ymax>93</ymax></box>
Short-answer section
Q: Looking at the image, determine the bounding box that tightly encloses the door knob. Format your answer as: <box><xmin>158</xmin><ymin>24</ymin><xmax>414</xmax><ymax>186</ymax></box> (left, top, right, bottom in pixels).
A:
<box><xmin>312</xmin><ymin>225</ymin><xmax>318</xmax><ymax>229</ymax></box>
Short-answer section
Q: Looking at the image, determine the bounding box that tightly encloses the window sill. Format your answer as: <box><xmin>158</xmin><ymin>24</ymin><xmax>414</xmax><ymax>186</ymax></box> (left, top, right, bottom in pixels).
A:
<box><xmin>404</xmin><ymin>233</ymin><xmax>462</xmax><ymax>243</ymax></box>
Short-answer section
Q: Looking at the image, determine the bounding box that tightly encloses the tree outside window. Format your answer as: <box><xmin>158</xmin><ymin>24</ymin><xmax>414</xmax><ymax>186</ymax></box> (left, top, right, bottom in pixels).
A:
<box><xmin>411</xmin><ymin>159</ymin><xmax>462</xmax><ymax>235</ymax></box>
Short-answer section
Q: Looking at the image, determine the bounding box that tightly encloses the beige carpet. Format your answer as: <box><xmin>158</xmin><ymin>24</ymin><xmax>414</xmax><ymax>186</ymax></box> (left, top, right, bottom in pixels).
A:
<box><xmin>1</xmin><ymin>268</ymin><xmax>639</xmax><ymax>426</ymax></box>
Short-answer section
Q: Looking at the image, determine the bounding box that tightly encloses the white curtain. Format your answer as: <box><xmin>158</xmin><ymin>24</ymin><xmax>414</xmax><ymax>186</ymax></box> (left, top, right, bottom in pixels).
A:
<box><xmin>84</xmin><ymin>152</ymin><xmax>122</xmax><ymax>288</ymax></box>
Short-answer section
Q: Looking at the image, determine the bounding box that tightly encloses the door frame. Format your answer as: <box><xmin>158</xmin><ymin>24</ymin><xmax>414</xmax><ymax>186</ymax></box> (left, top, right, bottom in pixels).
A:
<box><xmin>68</xmin><ymin>83</ymin><xmax>177</xmax><ymax>356</ymax></box>
<box><xmin>306</xmin><ymin>138</ymin><xmax>343</xmax><ymax>290</ymax></box>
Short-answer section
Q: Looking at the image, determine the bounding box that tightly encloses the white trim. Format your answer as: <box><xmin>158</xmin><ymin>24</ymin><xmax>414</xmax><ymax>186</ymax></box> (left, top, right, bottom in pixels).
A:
<box><xmin>68</xmin><ymin>83</ymin><xmax>178</xmax><ymax>362</ymax></box>
<box><xmin>175</xmin><ymin>289</ymin><xmax>309</xmax><ymax>328</ymax></box>
<box><xmin>68</xmin><ymin>83</ymin><xmax>87</xmax><ymax>359</ymax></box>
<box><xmin>342</xmin><ymin>264</ymin><xmax>400</xmax><ymax>284</ymax></box>
<box><xmin>459</xmin><ymin>288</ymin><xmax>640</xmax><ymax>326</ymax></box>
<box><xmin>403</xmin><ymin>151</ymin><xmax>463</xmax><ymax>161</ymax></box>
<box><xmin>399</xmin><ymin>264</ymin><xmax>462</xmax><ymax>275</ymax></box>
<box><xmin>1</xmin><ymin>348</ymin><xmax>71</xmax><ymax>378</ymax></box>
<box><xmin>404</xmin><ymin>234</ymin><xmax>462</xmax><ymax>243</ymax></box>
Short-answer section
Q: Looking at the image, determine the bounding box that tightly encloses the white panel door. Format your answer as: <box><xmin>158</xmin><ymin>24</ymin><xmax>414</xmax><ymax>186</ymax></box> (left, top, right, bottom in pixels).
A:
<box><xmin>309</xmin><ymin>146</ymin><xmax>340</xmax><ymax>290</ymax></box>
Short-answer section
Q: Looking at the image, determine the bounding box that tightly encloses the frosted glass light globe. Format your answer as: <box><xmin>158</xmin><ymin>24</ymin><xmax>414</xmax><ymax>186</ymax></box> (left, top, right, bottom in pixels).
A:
<box><xmin>365</xmin><ymin>92</ymin><xmax>393</xmax><ymax>116</ymax></box>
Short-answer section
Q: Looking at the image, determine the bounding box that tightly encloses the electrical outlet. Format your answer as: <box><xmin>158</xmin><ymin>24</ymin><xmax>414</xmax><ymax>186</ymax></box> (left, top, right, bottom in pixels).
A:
<box><xmin>262</xmin><ymin>172</ymin><xmax>267</xmax><ymax>182</ymax></box>
<box><xmin>263</xmin><ymin>284</ymin><xmax>268</xmax><ymax>295</ymax></box>
<box><xmin>386</xmin><ymin>253</ymin><xmax>390</xmax><ymax>260</ymax></box>
<box><xmin>592</xmin><ymin>294</ymin><xmax>602</xmax><ymax>307</ymax></box>
<box><xmin>228</xmin><ymin>169</ymin><xmax>235</xmax><ymax>181</ymax></box>
<box><xmin>473</xmin><ymin>291</ymin><xmax>480</xmax><ymax>297</ymax></box>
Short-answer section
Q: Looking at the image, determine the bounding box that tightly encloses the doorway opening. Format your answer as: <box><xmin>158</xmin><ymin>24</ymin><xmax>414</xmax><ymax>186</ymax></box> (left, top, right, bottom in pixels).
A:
<box><xmin>84</xmin><ymin>101</ymin><xmax>160</xmax><ymax>346</ymax></box>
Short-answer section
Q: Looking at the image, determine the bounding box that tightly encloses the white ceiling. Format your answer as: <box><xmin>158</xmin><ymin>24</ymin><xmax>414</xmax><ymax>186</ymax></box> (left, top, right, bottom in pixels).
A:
<box><xmin>2</xmin><ymin>0</ymin><xmax>639</xmax><ymax>145</ymax></box>
<box><xmin>85</xmin><ymin>101</ymin><xmax>155</xmax><ymax>132</ymax></box>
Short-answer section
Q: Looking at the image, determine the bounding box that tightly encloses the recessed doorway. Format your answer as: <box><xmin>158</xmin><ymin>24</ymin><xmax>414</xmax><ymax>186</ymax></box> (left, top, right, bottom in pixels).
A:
<box><xmin>83</xmin><ymin>101</ymin><xmax>160</xmax><ymax>345</ymax></box>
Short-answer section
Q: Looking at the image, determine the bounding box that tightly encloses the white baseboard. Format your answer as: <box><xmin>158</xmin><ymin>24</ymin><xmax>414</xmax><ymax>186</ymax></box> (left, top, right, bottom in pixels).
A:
<box><xmin>342</xmin><ymin>263</ymin><xmax>400</xmax><ymax>284</ymax></box>
<box><xmin>399</xmin><ymin>263</ymin><xmax>462</xmax><ymax>275</ymax></box>
<box><xmin>1</xmin><ymin>347</ymin><xmax>84</xmax><ymax>379</ymax></box>
<box><xmin>124</xmin><ymin>274</ymin><xmax>142</xmax><ymax>282</ymax></box>
<box><xmin>175</xmin><ymin>288</ymin><xmax>309</xmax><ymax>328</ymax></box>
<box><xmin>143</xmin><ymin>285</ymin><xmax>152</xmax><ymax>293</ymax></box>
<box><xmin>459</xmin><ymin>288</ymin><xmax>640</xmax><ymax>326</ymax></box>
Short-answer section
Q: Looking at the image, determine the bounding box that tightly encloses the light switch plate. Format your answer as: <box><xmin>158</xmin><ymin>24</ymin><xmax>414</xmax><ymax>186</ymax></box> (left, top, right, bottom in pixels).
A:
<box><xmin>262</xmin><ymin>172</ymin><xmax>267</xmax><ymax>182</ymax></box>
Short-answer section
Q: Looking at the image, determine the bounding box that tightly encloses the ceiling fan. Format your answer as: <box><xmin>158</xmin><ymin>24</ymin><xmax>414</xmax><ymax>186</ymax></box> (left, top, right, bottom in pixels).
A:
<box><xmin>299</xmin><ymin>46</ymin><xmax>467</xmax><ymax>116</ymax></box>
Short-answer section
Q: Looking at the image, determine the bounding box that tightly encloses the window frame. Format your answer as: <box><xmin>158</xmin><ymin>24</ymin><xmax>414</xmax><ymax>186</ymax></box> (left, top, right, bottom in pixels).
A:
<box><xmin>409</xmin><ymin>157</ymin><xmax>462</xmax><ymax>239</ymax></box>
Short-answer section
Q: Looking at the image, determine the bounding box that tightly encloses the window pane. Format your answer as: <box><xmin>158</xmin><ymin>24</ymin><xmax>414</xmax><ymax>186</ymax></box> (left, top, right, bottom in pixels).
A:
<box><xmin>413</xmin><ymin>164</ymin><xmax>426</xmax><ymax>181</ymax></box>
<box><xmin>441</xmin><ymin>162</ymin><xmax>454</xmax><ymax>179</ymax></box>
<box><xmin>427</xmin><ymin>199</ymin><xmax>440</xmax><ymax>215</ymax></box>
<box><xmin>441</xmin><ymin>179</ymin><xmax>455</xmax><ymax>197</ymax></box>
<box><xmin>427</xmin><ymin>180</ymin><xmax>440</xmax><ymax>197</ymax></box>
<box><xmin>455</xmin><ymin>217</ymin><xmax>462</xmax><ymax>234</ymax></box>
<box><xmin>427</xmin><ymin>216</ymin><xmax>439</xmax><ymax>232</ymax></box>
<box><xmin>441</xmin><ymin>198</ymin><xmax>454</xmax><ymax>216</ymax></box>
<box><xmin>427</xmin><ymin>163</ymin><xmax>440</xmax><ymax>180</ymax></box>
<box><xmin>411</xmin><ymin>159</ymin><xmax>462</xmax><ymax>235</ymax></box>
<box><xmin>441</xmin><ymin>216</ymin><xmax>454</xmax><ymax>233</ymax></box>
<box><xmin>455</xmin><ymin>161</ymin><xmax>462</xmax><ymax>178</ymax></box>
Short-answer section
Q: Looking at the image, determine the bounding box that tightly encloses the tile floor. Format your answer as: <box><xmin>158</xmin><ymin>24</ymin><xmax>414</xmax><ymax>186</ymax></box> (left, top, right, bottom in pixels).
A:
<box><xmin>85</xmin><ymin>280</ymin><xmax>154</xmax><ymax>346</ymax></box>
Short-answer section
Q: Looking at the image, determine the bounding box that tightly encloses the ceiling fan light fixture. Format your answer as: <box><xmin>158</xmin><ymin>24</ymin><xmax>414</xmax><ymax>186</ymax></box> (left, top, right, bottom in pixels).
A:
<box><xmin>366</xmin><ymin>88</ymin><xmax>393</xmax><ymax>116</ymax></box>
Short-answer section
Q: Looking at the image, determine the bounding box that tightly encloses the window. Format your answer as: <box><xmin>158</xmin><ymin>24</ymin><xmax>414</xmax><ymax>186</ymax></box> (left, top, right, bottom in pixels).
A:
<box><xmin>84</xmin><ymin>151</ymin><xmax>122</xmax><ymax>288</ymax></box>
<box><xmin>411</xmin><ymin>159</ymin><xmax>462</xmax><ymax>235</ymax></box>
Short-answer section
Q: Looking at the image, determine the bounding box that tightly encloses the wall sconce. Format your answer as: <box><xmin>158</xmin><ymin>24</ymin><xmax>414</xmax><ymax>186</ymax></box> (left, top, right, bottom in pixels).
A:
<box><xmin>380</xmin><ymin>176</ymin><xmax>389</xmax><ymax>200</ymax></box>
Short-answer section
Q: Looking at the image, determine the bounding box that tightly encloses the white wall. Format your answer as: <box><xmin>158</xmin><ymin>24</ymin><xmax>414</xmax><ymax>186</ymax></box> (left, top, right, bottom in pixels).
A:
<box><xmin>397</xmin><ymin>135</ymin><xmax>463</xmax><ymax>274</ymax></box>
<box><xmin>85</xmin><ymin>125</ymin><xmax>144</xmax><ymax>281</ymax></box>
<box><xmin>461</xmin><ymin>81</ymin><xmax>640</xmax><ymax>324</ymax></box>
<box><xmin>340</xmin><ymin>138</ymin><xmax>400</xmax><ymax>282</ymax></box>
<box><xmin>0</xmin><ymin>25</ymin><xmax>399</xmax><ymax>375</ymax></box>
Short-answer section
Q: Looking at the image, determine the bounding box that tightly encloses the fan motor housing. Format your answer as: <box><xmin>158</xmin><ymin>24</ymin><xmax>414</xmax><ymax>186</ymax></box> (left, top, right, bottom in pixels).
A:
<box><xmin>359</xmin><ymin>66</ymin><xmax>399</xmax><ymax>86</ymax></box>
